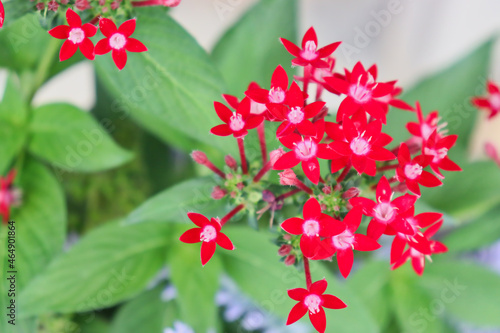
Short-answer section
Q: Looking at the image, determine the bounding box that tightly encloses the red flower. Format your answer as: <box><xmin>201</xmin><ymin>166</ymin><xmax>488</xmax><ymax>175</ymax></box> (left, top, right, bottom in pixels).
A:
<box><xmin>267</xmin><ymin>81</ymin><xmax>326</xmax><ymax>137</ymax></box>
<box><xmin>273</xmin><ymin>120</ymin><xmax>333</xmax><ymax>184</ymax></box>
<box><xmin>179</xmin><ymin>213</ymin><xmax>234</xmax><ymax>266</ymax></box>
<box><xmin>280</xmin><ymin>27</ymin><xmax>341</xmax><ymax>68</ymax></box>
<box><xmin>395</xmin><ymin>143</ymin><xmax>442</xmax><ymax>196</ymax></box>
<box><xmin>286</xmin><ymin>279</ymin><xmax>346</xmax><ymax>333</ymax></box>
<box><xmin>350</xmin><ymin>176</ymin><xmax>417</xmax><ymax>240</ymax></box>
<box><xmin>210</xmin><ymin>97</ymin><xmax>264</xmax><ymax>138</ymax></box>
<box><xmin>0</xmin><ymin>170</ymin><xmax>19</xmax><ymax>224</ymax></box>
<box><xmin>48</xmin><ymin>9</ymin><xmax>98</xmax><ymax>61</ymax></box>
<box><xmin>328</xmin><ymin>113</ymin><xmax>395</xmax><ymax>176</ymax></box>
<box><xmin>0</xmin><ymin>0</ymin><xmax>5</xmax><ymax>28</ymax></box>
<box><xmin>406</xmin><ymin>102</ymin><xmax>447</xmax><ymax>143</ymax></box>
<box><xmin>423</xmin><ymin>131</ymin><xmax>461</xmax><ymax>179</ymax></box>
<box><xmin>392</xmin><ymin>221</ymin><xmax>448</xmax><ymax>275</ymax></box>
<box><xmin>245</xmin><ymin>65</ymin><xmax>289</xmax><ymax>107</ymax></box>
<box><xmin>325</xmin><ymin>62</ymin><xmax>395</xmax><ymax>123</ymax></box>
<box><xmin>472</xmin><ymin>81</ymin><xmax>500</xmax><ymax>119</ymax></box>
<box><xmin>281</xmin><ymin>198</ymin><xmax>345</xmax><ymax>258</ymax></box>
<box><xmin>95</xmin><ymin>18</ymin><xmax>148</xmax><ymax>70</ymax></box>
<box><xmin>373</xmin><ymin>80</ymin><xmax>413</xmax><ymax>113</ymax></box>
<box><xmin>314</xmin><ymin>207</ymin><xmax>381</xmax><ymax>278</ymax></box>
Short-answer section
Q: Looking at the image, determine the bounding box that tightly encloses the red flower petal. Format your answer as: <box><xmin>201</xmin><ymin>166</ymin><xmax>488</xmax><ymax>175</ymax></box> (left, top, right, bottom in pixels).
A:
<box><xmin>214</xmin><ymin>101</ymin><xmax>233</xmax><ymax>123</ymax></box>
<box><xmin>329</xmin><ymin>141</ymin><xmax>351</xmax><ymax>156</ymax></box>
<box><xmin>302</xmin><ymin>158</ymin><xmax>320</xmax><ymax>184</ymax></box>
<box><xmin>344</xmin><ymin>206</ymin><xmax>363</xmax><ymax>232</ymax></box>
<box><xmin>411</xmin><ymin>255</ymin><xmax>425</xmax><ymax>275</ymax></box>
<box><xmin>246</xmin><ymin>88</ymin><xmax>269</xmax><ymax>104</ymax></box>
<box><xmin>49</xmin><ymin>25</ymin><xmax>70</xmax><ymax>39</ymax></box>
<box><xmin>303</xmin><ymin>198</ymin><xmax>321</xmax><ymax>220</ymax></box>
<box><xmin>187</xmin><ymin>212</ymin><xmax>209</xmax><ymax>227</ymax></box>
<box><xmin>201</xmin><ymin>241</ymin><xmax>216</xmax><ymax>266</ymax></box>
<box><xmin>322</xmin><ymin>294</ymin><xmax>347</xmax><ymax>309</ymax></box>
<box><xmin>216</xmin><ymin>232</ymin><xmax>234</xmax><ymax>250</ymax></box>
<box><xmin>271</xmin><ymin>65</ymin><xmax>289</xmax><ymax>91</ymax></box>
<box><xmin>210</xmin><ymin>124</ymin><xmax>232</xmax><ymax>136</ymax></box>
<box><xmin>66</xmin><ymin>8</ymin><xmax>82</xmax><ymax>28</ymax></box>
<box><xmin>301</xmin><ymin>235</ymin><xmax>321</xmax><ymax>258</ymax></box>
<box><xmin>297</xmin><ymin>120</ymin><xmax>317</xmax><ymax>137</ymax></box>
<box><xmin>95</xmin><ymin>38</ymin><xmax>111</xmax><ymax>55</ymax></box>
<box><xmin>325</xmin><ymin>77</ymin><xmax>349</xmax><ymax>95</ymax></box>
<box><xmin>418</xmin><ymin>171</ymin><xmax>442</xmax><ymax>187</ymax></box>
<box><xmin>281</xmin><ymin>217</ymin><xmax>305</xmax><ymax>235</ymax></box>
<box><xmin>302</xmin><ymin>27</ymin><xmax>318</xmax><ymax>48</ymax></box>
<box><xmin>125</xmin><ymin>38</ymin><xmax>148</xmax><ymax>53</ymax></box>
<box><xmin>368</xmin><ymin>147</ymin><xmax>395</xmax><ymax>161</ymax></box>
<box><xmin>391</xmin><ymin>236</ymin><xmax>406</xmax><ymax>264</ymax></box>
<box><xmin>82</xmin><ymin>23</ymin><xmax>98</xmax><ymax>37</ymax></box>
<box><xmin>112</xmin><ymin>49</ymin><xmax>128</xmax><ymax>70</ymax></box>
<box><xmin>288</xmin><ymin>288</ymin><xmax>308</xmax><ymax>301</ymax></box>
<box><xmin>273</xmin><ymin>151</ymin><xmax>300</xmax><ymax>170</ymax></box>
<box><xmin>354</xmin><ymin>234</ymin><xmax>381</xmax><ymax>251</ymax></box>
<box><xmin>179</xmin><ymin>228</ymin><xmax>201</xmax><ymax>243</ymax></box>
<box><xmin>309</xmin><ymin>307</ymin><xmax>327</xmax><ymax>333</ymax></box>
<box><xmin>351</xmin><ymin>154</ymin><xmax>367</xmax><ymax>174</ymax></box>
<box><xmin>367</xmin><ymin>219</ymin><xmax>386</xmax><ymax>240</ymax></box>
<box><xmin>317</xmin><ymin>41</ymin><xmax>341</xmax><ymax>58</ymax></box>
<box><xmin>59</xmin><ymin>40</ymin><xmax>78</xmax><ymax>61</ymax></box>
<box><xmin>280</xmin><ymin>38</ymin><xmax>301</xmax><ymax>57</ymax></box>
<box><xmin>310</xmin><ymin>279</ymin><xmax>328</xmax><ymax>294</ymax></box>
<box><xmin>439</xmin><ymin>156</ymin><xmax>462</xmax><ymax>171</ymax></box>
<box><xmin>337</xmin><ymin>248</ymin><xmax>354</xmax><ymax>278</ymax></box>
<box><xmin>287</xmin><ymin>81</ymin><xmax>304</xmax><ymax>108</ymax></box>
<box><xmin>286</xmin><ymin>302</ymin><xmax>308</xmax><ymax>325</ymax></box>
<box><xmin>79</xmin><ymin>38</ymin><xmax>95</xmax><ymax>60</ymax></box>
<box><xmin>320</xmin><ymin>215</ymin><xmax>345</xmax><ymax>237</ymax></box>
<box><xmin>118</xmin><ymin>18</ymin><xmax>136</xmax><ymax>37</ymax></box>
<box><xmin>99</xmin><ymin>18</ymin><xmax>118</xmax><ymax>37</ymax></box>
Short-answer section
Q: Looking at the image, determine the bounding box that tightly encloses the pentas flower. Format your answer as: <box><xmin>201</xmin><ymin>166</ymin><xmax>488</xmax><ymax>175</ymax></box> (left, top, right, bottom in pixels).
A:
<box><xmin>211</xmin><ymin>97</ymin><xmax>264</xmax><ymax>138</ymax></box>
<box><xmin>222</xmin><ymin>82</ymin><xmax>268</xmax><ymax>117</ymax></box>
<box><xmin>396</xmin><ymin>143</ymin><xmax>442</xmax><ymax>196</ymax></box>
<box><xmin>268</xmin><ymin>81</ymin><xmax>326</xmax><ymax>137</ymax></box>
<box><xmin>423</xmin><ymin>131</ymin><xmax>461</xmax><ymax>179</ymax></box>
<box><xmin>373</xmin><ymin>80</ymin><xmax>413</xmax><ymax>113</ymax></box>
<box><xmin>245</xmin><ymin>65</ymin><xmax>289</xmax><ymax>108</ymax></box>
<box><xmin>327</xmin><ymin>113</ymin><xmax>395</xmax><ymax>176</ymax></box>
<box><xmin>392</xmin><ymin>221</ymin><xmax>448</xmax><ymax>275</ymax></box>
<box><xmin>179</xmin><ymin>213</ymin><xmax>234</xmax><ymax>266</ymax></box>
<box><xmin>280</xmin><ymin>27</ymin><xmax>341</xmax><ymax>68</ymax></box>
<box><xmin>325</xmin><ymin>62</ymin><xmax>395</xmax><ymax>123</ymax></box>
<box><xmin>95</xmin><ymin>18</ymin><xmax>148</xmax><ymax>70</ymax></box>
<box><xmin>273</xmin><ymin>120</ymin><xmax>333</xmax><ymax>184</ymax></box>
<box><xmin>48</xmin><ymin>9</ymin><xmax>98</xmax><ymax>61</ymax></box>
<box><xmin>314</xmin><ymin>207</ymin><xmax>381</xmax><ymax>278</ymax></box>
<box><xmin>0</xmin><ymin>0</ymin><xmax>4</xmax><ymax>28</ymax></box>
<box><xmin>406</xmin><ymin>102</ymin><xmax>447</xmax><ymax>143</ymax></box>
<box><xmin>472</xmin><ymin>81</ymin><xmax>500</xmax><ymax>119</ymax></box>
<box><xmin>286</xmin><ymin>279</ymin><xmax>347</xmax><ymax>333</ymax></box>
<box><xmin>388</xmin><ymin>208</ymin><xmax>442</xmax><ymax>264</ymax></box>
<box><xmin>0</xmin><ymin>170</ymin><xmax>20</xmax><ymax>224</ymax></box>
<box><xmin>349</xmin><ymin>176</ymin><xmax>417</xmax><ymax>240</ymax></box>
<box><xmin>281</xmin><ymin>198</ymin><xmax>345</xmax><ymax>258</ymax></box>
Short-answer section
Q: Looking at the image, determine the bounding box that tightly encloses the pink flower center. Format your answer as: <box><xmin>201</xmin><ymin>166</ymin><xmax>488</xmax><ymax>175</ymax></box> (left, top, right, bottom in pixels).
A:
<box><xmin>268</xmin><ymin>87</ymin><xmax>286</xmax><ymax>104</ymax></box>
<box><xmin>303</xmin><ymin>219</ymin><xmax>320</xmax><ymax>237</ymax></box>
<box><xmin>348</xmin><ymin>84</ymin><xmax>372</xmax><ymax>104</ymax></box>
<box><xmin>0</xmin><ymin>190</ymin><xmax>13</xmax><ymax>206</ymax></box>
<box><xmin>420</xmin><ymin>123</ymin><xmax>434</xmax><ymax>141</ymax></box>
<box><xmin>109</xmin><ymin>33</ymin><xmax>127</xmax><ymax>50</ymax></box>
<box><xmin>304</xmin><ymin>294</ymin><xmax>322</xmax><ymax>314</ymax></box>
<box><xmin>490</xmin><ymin>93</ymin><xmax>500</xmax><ymax>110</ymax></box>
<box><xmin>294</xmin><ymin>139</ymin><xmax>318</xmax><ymax>161</ymax></box>
<box><xmin>200</xmin><ymin>225</ymin><xmax>217</xmax><ymax>242</ymax></box>
<box><xmin>250</xmin><ymin>101</ymin><xmax>267</xmax><ymax>115</ymax></box>
<box><xmin>404</xmin><ymin>163</ymin><xmax>423</xmax><ymax>180</ymax></box>
<box><xmin>373</xmin><ymin>202</ymin><xmax>396</xmax><ymax>223</ymax></box>
<box><xmin>424</xmin><ymin>147</ymin><xmax>448</xmax><ymax>163</ymax></box>
<box><xmin>288</xmin><ymin>107</ymin><xmax>305</xmax><ymax>124</ymax></box>
<box><xmin>332</xmin><ymin>230</ymin><xmax>355</xmax><ymax>250</ymax></box>
<box><xmin>68</xmin><ymin>28</ymin><xmax>85</xmax><ymax>44</ymax></box>
<box><xmin>300</xmin><ymin>41</ymin><xmax>318</xmax><ymax>61</ymax></box>
<box><xmin>350</xmin><ymin>137</ymin><xmax>371</xmax><ymax>155</ymax></box>
<box><xmin>229</xmin><ymin>114</ymin><xmax>246</xmax><ymax>132</ymax></box>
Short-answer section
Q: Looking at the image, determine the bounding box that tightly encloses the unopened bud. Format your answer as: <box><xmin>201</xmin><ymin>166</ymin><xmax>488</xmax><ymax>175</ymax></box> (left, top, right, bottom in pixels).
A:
<box><xmin>322</xmin><ymin>185</ymin><xmax>332</xmax><ymax>194</ymax></box>
<box><xmin>278</xmin><ymin>244</ymin><xmax>292</xmax><ymax>256</ymax></box>
<box><xmin>342</xmin><ymin>187</ymin><xmax>360</xmax><ymax>200</ymax></box>
<box><xmin>333</xmin><ymin>184</ymin><xmax>342</xmax><ymax>192</ymax></box>
<box><xmin>191</xmin><ymin>150</ymin><xmax>208</xmax><ymax>164</ymax></box>
<box><xmin>320</xmin><ymin>204</ymin><xmax>327</xmax><ymax>211</ymax></box>
<box><xmin>284</xmin><ymin>255</ymin><xmax>296</xmax><ymax>266</ymax></box>
<box><xmin>283</xmin><ymin>234</ymin><xmax>292</xmax><ymax>241</ymax></box>
<box><xmin>392</xmin><ymin>182</ymin><xmax>408</xmax><ymax>193</ymax></box>
<box><xmin>236</xmin><ymin>183</ymin><xmax>245</xmax><ymax>190</ymax></box>
<box><xmin>225</xmin><ymin>155</ymin><xmax>238</xmax><ymax>170</ymax></box>
<box><xmin>211</xmin><ymin>186</ymin><xmax>226</xmax><ymax>200</ymax></box>
<box><xmin>279</xmin><ymin>169</ymin><xmax>298</xmax><ymax>186</ymax></box>
<box><xmin>269</xmin><ymin>148</ymin><xmax>286</xmax><ymax>166</ymax></box>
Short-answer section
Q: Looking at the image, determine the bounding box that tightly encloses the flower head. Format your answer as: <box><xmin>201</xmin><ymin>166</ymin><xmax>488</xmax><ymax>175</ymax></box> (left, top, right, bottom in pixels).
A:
<box><xmin>210</xmin><ymin>98</ymin><xmax>264</xmax><ymax>138</ymax></box>
<box><xmin>48</xmin><ymin>9</ymin><xmax>98</xmax><ymax>61</ymax></box>
<box><xmin>245</xmin><ymin>65</ymin><xmax>289</xmax><ymax>107</ymax></box>
<box><xmin>406</xmin><ymin>102</ymin><xmax>447</xmax><ymax>144</ymax></box>
<box><xmin>281</xmin><ymin>198</ymin><xmax>345</xmax><ymax>258</ymax></box>
<box><xmin>423</xmin><ymin>131</ymin><xmax>461</xmax><ymax>179</ymax></box>
<box><xmin>286</xmin><ymin>279</ymin><xmax>346</xmax><ymax>333</ymax></box>
<box><xmin>179</xmin><ymin>213</ymin><xmax>234</xmax><ymax>266</ymax></box>
<box><xmin>95</xmin><ymin>18</ymin><xmax>148</xmax><ymax>70</ymax></box>
<box><xmin>472</xmin><ymin>81</ymin><xmax>500</xmax><ymax>119</ymax></box>
<box><xmin>280</xmin><ymin>27</ymin><xmax>341</xmax><ymax>69</ymax></box>
<box><xmin>0</xmin><ymin>170</ymin><xmax>20</xmax><ymax>224</ymax></box>
<box><xmin>0</xmin><ymin>0</ymin><xmax>4</xmax><ymax>28</ymax></box>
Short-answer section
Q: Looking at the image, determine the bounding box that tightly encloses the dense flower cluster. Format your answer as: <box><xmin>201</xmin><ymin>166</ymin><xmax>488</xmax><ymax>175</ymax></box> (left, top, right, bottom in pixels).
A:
<box><xmin>180</xmin><ymin>27</ymin><xmax>461</xmax><ymax>332</ymax></box>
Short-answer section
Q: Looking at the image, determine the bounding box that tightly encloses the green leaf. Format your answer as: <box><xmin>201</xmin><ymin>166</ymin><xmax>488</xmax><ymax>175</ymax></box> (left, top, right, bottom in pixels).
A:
<box><xmin>126</xmin><ymin>177</ymin><xmax>226</xmax><ymax>225</ymax></box>
<box><xmin>110</xmin><ymin>286</ymin><xmax>178</xmax><ymax>333</ymax></box>
<box><xmin>28</xmin><ymin>103</ymin><xmax>133</xmax><ymax>172</ymax></box>
<box><xmin>0</xmin><ymin>74</ymin><xmax>28</xmax><ymax>174</ymax></box>
<box><xmin>18</xmin><ymin>220</ymin><xmax>172</xmax><ymax>316</ymax></box>
<box><xmin>94</xmin><ymin>8</ymin><xmax>231</xmax><ymax>155</ymax></box>
<box><xmin>220</xmin><ymin>227</ymin><xmax>379</xmax><ymax>333</ymax></box>
<box><xmin>169</xmin><ymin>241</ymin><xmax>222</xmax><ymax>332</ymax></box>
<box><xmin>385</xmin><ymin>40</ymin><xmax>493</xmax><ymax>147</ymax></box>
<box><xmin>443</xmin><ymin>205</ymin><xmax>500</xmax><ymax>252</ymax></box>
<box><xmin>211</xmin><ymin>0</ymin><xmax>298</xmax><ymax>95</ymax></box>
<box><xmin>419</xmin><ymin>261</ymin><xmax>500</xmax><ymax>327</ymax></box>
<box><xmin>1</xmin><ymin>2</ymin><xmax>35</xmax><ymax>29</ymax></box>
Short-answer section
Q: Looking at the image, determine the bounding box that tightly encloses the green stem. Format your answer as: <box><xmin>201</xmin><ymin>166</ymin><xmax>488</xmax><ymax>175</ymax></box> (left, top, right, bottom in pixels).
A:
<box><xmin>27</xmin><ymin>38</ymin><xmax>60</xmax><ymax>103</ymax></box>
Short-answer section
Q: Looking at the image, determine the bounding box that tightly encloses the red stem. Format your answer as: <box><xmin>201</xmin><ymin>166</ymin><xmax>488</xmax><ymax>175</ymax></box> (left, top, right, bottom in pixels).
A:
<box><xmin>257</xmin><ymin>122</ymin><xmax>268</xmax><ymax>164</ymax></box>
<box><xmin>204</xmin><ymin>161</ymin><xmax>226</xmax><ymax>179</ymax></box>
<box><xmin>336</xmin><ymin>163</ymin><xmax>352</xmax><ymax>183</ymax></box>
<box><xmin>294</xmin><ymin>179</ymin><xmax>313</xmax><ymax>195</ymax></box>
<box><xmin>131</xmin><ymin>0</ymin><xmax>166</xmax><ymax>7</ymax></box>
<box><xmin>277</xmin><ymin>188</ymin><xmax>302</xmax><ymax>201</ymax></box>
<box><xmin>378</xmin><ymin>164</ymin><xmax>399</xmax><ymax>172</ymax></box>
<box><xmin>253</xmin><ymin>160</ymin><xmax>272</xmax><ymax>183</ymax></box>
<box><xmin>304</xmin><ymin>258</ymin><xmax>312</xmax><ymax>289</ymax></box>
<box><xmin>220</xmin><ymin>204</ymin><xmax>245</xmax><ymax>226</ymax></box>
<box><xmin>237</xmin><ymin>137</ymin><xmax>248</xmax><ymax>175</ymax></box>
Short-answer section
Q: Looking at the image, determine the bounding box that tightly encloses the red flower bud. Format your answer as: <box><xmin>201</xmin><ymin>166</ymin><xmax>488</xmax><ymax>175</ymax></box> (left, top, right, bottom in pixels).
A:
<box><xmin>278</xmin><ymin>244</ymin><xmax>292</xmax><ymax>256</ymax></box>
<box><xmin>191</xmin><ymin>150</ymin><xmax>208</xmax><ymax>164</ymax></box>
<box><xmin>225</xmin><ymin>155</ymin><xmax>238</xmax><ymax>170</ymax></box>
<box><xmin>342</xmin><ymin>187</ymin><xmax>360</xmax><ymax>199</ymax></box>
<box><xmin>211</xmin><ymin>186</ymin><xmax>226</xmax><ymax>200</ymax></box>
<box><xmin>279</xmin><ymin>169</ymin><xmax>298</xmax><ymax>186</ymax></box>
<box><xmin>284</xmin><ymin>254</ymin><xmax>296</xmax><ymax>266</ymax></box>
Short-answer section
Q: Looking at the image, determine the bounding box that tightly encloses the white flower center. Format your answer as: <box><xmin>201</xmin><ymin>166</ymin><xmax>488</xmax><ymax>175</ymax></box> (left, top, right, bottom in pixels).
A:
<box><xmin>300</xmin><ymin>41</ymin><xmax>318</xmax><ymax>61</ymax></box>
<box><xmin>303</xmin><ymin>219</ymin><xmax>320</xmax><ymax>237</ymax></box>
<box><xmin>373</xmin><ymin>202</ymin><xmax>396</xmax><ymax>223</ymax></box>
<box><xmin>349</xmin><ymin>84</ymin><xmax>372</xmax><ymax>104</ymax></box>
<box><xmin>109</xmin><ymin>33</ymin><xmax>127</xmax><ymax>50</ymax></box>
<box><xmin>424</xmin><ymin>147</ymin><xmax>448</xmax><ymax>163</ymax></box>
<box><xmin>268</xmin><ymin>87</ymin><xmax>286</xmax><ymax>104</ymax></box>
<box><xmin>294</xmin><ymin>139</ymin><xmax>318</xmax><ymax>161</ymax></box>
<box><xmin>304</xmin><ymin>294</ymin><xmax>322</xmax><ymax>314</ymax></box>
<box><xmin>250</xmin><ymin>101</ymin><xmax>267</xmax><ymax>115</ymax></box>
<box><xmin>200</xmin><ymin>225</ymin><xmax>217</xmax><ymax>242</ymax></box>
<box><xmin>420</xmin><ymin>123</ymin><xmax>434</xmax><ymax>141</ymax></box>
<box><xmin>350</xmin><ymin>137</ymin><xmax>371</xmax><ymax>155</ymax></box>
<box><xmin>404</xmin><ymin>163</ymin><xmax>423</xmax><ymax>180</ymax></box>
<box><xmin>490</xmin><ymin>93</ymin><xmax>500</xmax><ymax>109</ymax></box>
<box><xmin>68</xmin><ymin>28</ymin><xmax>85</xmax><ymax>44</ymax></box>
<box><xmin>229</xmin><ymin>114</ymin><xmax>246</xmax><ymax>132</ymax></box>
<box><xmin>332</xmin><ymin>230</ymin><xmax>355</xmax><ymax>250</ymax></box>
<box><xmin>288</xmin><ymin>107</ymin><xmax>305</xmax><ymax>124</ymax></box>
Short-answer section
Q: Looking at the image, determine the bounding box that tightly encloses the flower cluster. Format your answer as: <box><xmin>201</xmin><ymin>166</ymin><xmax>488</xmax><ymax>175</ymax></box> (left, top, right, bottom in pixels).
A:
<box><xmin>179</xmin><ymin>27</ymin><xmax>460</xmax><ymax>332</ymax></box>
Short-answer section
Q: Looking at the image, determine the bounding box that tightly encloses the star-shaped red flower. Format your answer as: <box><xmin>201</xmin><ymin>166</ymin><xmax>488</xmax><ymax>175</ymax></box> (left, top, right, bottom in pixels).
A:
<box><xmin>281</xmin><ymin>198</ymin><xmax>345</xmax><ymax>258</ymax></box>
<box><xmin>314</xmin><ymin>207</ymin><xmax>381</xmax><ymax>278</ymax></box>
<box><xmin>245</xmin><ymin>65</ymin><xmax>289</xmax><ymax>107</ymax></box>
<box><xmin>349</xmin><ymin>176</ymin><xmax>417</xmax><ymax>240</ymax></box>
<box><xmin>0</xmin><ymin>0</ymin><xmax>4</xmax><ymax>28</ymax></box>
<box><xmin>280</xmin><ymin>27</ymin><xmax>341</xmax><ymax>68</ymax></box>
<box><xmin>423</xmin><ymin>131</ymin><xmax>461</xmax><ymax>179</ymax></box>
<box><xmin>472</xmin><ymin>81</ymin><xmax>500</xmax><ymax>119</ymax></box>
<box><xmin>95</xmin><ymin>18</ymin><xmax>147</xmax><ymax>70</ymax></box>
<box><xmin>286</xmin><ymin>279</ymin><xmax>347</xmax><ymax>333</ymax></box>
<box><xmin>179</xmin><ymin>212</ymin><xmax>234</xmax><ymax>266</ymax></box>
<box><xmin>48</xmin><ymin>9</ymin><xmax>98</xmax><ymax>61</ymax></box>
<box><xmin>210</xmin><ymin>97</ymin><xmax>264</xmax><ymax>138</ymax></box>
